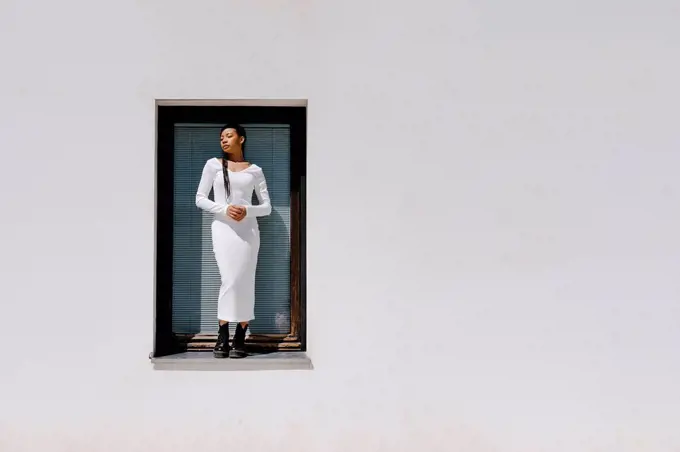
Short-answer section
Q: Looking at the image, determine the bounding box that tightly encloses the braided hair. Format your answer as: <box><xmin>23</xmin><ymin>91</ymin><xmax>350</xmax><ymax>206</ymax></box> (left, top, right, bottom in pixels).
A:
<box><xmin>219</xmin><ymin>124</ymin><xmax>247</xmax><ymax>201</ymax></box>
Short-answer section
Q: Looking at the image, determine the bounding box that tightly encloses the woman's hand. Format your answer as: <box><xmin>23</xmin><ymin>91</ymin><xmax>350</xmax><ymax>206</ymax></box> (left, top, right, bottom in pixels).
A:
<box><xmin>227</xmin><ymin>205</ymin><xmax>247</xmax><ymax>221</ymax></box>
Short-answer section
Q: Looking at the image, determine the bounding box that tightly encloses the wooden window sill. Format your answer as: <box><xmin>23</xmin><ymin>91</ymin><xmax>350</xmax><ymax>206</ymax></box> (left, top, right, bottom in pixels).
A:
<box><xmin>149</xmin><ymin>351</ymin><xmax>313</xmax><ymax>371</ymax></box>
<box><xmin>175</xmin><ymin>333</ymin><xmax>302</xmax><ymax>352</ymax></box>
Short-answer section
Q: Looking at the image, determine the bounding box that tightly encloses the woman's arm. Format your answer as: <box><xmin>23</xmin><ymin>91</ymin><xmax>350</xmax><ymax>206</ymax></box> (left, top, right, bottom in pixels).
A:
<box><xmin>195</xmin><ymin>160</ymin><xmax>227</xmax><ymax>215</ymax></box>
<box><xmin>245</xmin><ymin>168</ymin><xmax>272</xmax><ymax>218</ymax></box>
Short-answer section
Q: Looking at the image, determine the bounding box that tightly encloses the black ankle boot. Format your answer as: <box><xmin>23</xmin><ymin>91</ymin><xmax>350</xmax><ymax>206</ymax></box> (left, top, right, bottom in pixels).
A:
<box><xmin>213</xmin><ymin>322</ymin><xmax>230</xmax><ymax>358</ymax></box>
<box><xmin>229</xmin><ymin>323</ymin><xmax>248</xmax><ymax>359</ymax></box>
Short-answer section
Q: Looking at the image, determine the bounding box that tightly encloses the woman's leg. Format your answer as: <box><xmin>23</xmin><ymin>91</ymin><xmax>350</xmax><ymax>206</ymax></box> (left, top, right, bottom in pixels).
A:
<box><xmin>211</xmin><ymin>221</ymin><xmax>246</xmax><ymax>358</ymax></box>
<box><xmin>229</xmin><ymin>322</ymin><xmax>249</xmax><ymax>359</ymax></box>
<box><xmin>214</xmin><ymin>321</ymin><xmax>230</xmax><ymax>358</ymax></box>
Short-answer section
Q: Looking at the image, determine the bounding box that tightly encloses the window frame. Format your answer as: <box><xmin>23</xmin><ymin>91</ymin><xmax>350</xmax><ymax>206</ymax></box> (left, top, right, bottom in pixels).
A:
<box><xmin>153</xmin><ymin>104</ymin><xmax>307</xmax><ymax>357</ymax></box>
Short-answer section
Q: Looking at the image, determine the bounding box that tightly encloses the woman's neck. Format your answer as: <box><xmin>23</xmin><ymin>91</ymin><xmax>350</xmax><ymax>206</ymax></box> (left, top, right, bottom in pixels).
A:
<box><xmin>224</xmin><ymin>153</ymin><xmax>245</xmax><ymax>162</ymax></box>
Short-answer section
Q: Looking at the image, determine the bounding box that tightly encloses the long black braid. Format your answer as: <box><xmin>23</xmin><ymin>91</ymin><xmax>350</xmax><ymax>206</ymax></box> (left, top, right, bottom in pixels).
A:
<box><xmin>219</xmin><ymin>123</ymin><xmax>247</xmax><ymax>201</ymax></box>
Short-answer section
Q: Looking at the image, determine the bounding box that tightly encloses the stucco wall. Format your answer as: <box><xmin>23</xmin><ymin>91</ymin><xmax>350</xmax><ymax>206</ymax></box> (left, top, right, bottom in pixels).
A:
<box><xmin>1</xmin><ymin>0</ymin><xmax>679</xmax><ymax>450</ymax></box>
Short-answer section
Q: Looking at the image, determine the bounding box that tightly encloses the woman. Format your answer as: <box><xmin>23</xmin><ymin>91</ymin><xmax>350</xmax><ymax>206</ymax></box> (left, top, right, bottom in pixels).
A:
<box><xmin>195</xmin><ymin>124</ymin><xmax>272</xmax><ymax>358</ymax></box>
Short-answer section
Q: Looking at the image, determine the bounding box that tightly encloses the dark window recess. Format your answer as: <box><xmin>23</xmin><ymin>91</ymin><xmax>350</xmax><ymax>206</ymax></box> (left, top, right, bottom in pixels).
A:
<box><xmin>154</xmin><ymin>105</ymin><xmax>306</xmax><ymax>357</ymax></box>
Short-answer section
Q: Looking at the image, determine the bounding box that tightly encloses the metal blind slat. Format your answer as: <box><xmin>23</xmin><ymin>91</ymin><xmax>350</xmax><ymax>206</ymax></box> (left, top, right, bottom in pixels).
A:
<box><xmin>172</xmin><ymin>124</ymin><xmax>291</xmax><ymax>335</ymax></box>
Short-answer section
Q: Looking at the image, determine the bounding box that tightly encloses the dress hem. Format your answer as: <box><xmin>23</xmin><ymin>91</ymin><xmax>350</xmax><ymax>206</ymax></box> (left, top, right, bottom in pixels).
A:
<box><xmin>218</xmin><ymin>317</ymin><xmax>255</xmax><ymax>323</ymax></box>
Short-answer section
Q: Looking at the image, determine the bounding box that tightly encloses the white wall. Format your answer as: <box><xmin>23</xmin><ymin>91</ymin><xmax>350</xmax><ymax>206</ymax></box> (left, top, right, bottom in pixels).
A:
<box><xmin>1</xmin><ymin>0</ymin><xmax>679</xmax><ymax>450</ymax></box>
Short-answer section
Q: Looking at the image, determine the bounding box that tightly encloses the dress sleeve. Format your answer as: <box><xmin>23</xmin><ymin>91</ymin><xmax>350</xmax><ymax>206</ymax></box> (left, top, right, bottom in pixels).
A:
<box><xmin>245</xmin><ymin>168</ymin><xmax>272</xmax><ymax>218</ymax></box>
<box><xmin>195</xmin><ymin>160</ymin><xmax>228</xmax><ymax>215</ymax></box>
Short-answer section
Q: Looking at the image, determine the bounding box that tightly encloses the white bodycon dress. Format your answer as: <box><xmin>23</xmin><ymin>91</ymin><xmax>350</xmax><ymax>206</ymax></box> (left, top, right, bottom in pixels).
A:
<box><xmin>195</xmin><ymin>157</ymin><xmax>272</xmax><ymax>323</ymax></box>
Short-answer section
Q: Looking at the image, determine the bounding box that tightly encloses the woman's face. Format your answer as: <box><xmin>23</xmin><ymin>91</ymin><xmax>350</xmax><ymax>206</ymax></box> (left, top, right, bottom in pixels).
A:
<box><xmin>220</xmin><ymin>128</ymin><xmax>243</xmax><ymax>154</ymax></box>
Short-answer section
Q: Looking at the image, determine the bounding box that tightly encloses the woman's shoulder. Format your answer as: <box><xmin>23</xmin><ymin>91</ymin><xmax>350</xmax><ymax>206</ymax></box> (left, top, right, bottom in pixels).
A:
<box><xmin>247</xmin><ymin>164</ymin><xmax>266</xmax><ymax>178</ymax></box>
<box><xmin>204</xmin><ymin>157</ymin><xmax>221</xmax><ymax>168</ymax></box>
<box><xmin>234</xmin><ymin>161</ymin><xmax>262</xmax><ymax>173</ymax></box>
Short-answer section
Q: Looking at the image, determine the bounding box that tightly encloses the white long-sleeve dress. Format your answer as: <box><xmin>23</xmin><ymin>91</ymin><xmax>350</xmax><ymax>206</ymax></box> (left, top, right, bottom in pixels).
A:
<box><xmin>195</xmin><ymin>157</ymin><xmax>272</xmax><ymax>323</ymax></box>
